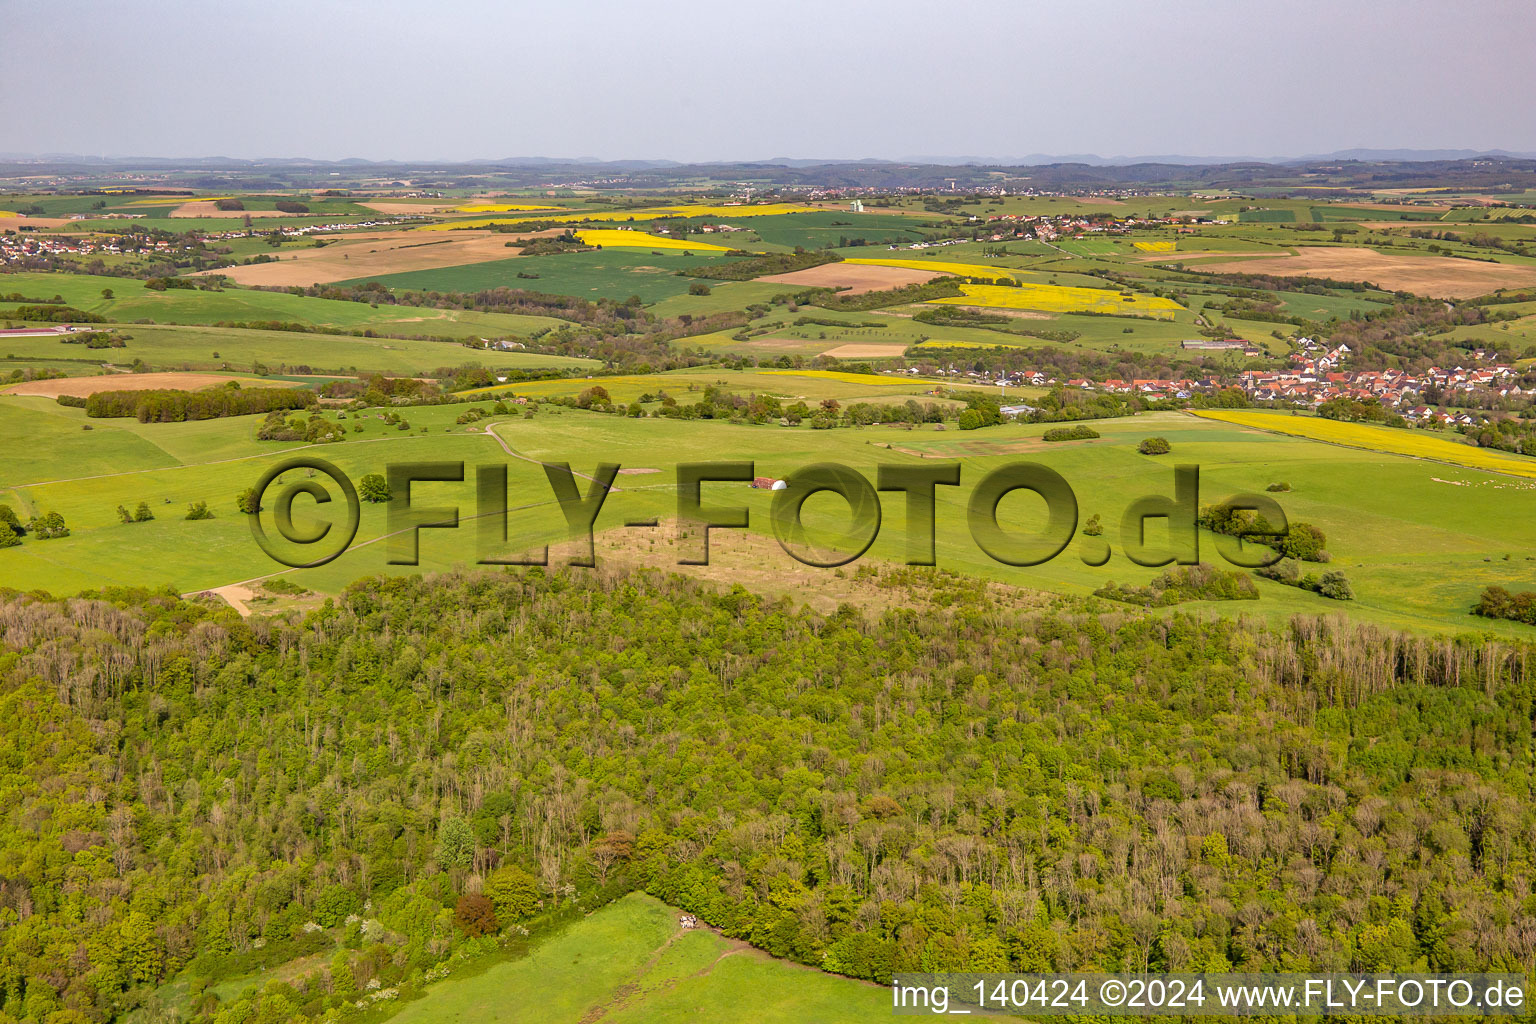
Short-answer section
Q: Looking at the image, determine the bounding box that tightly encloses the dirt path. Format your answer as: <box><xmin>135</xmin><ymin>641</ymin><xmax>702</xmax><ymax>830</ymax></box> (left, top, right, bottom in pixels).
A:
<box><xmin>207</xmin><ymin>584</ymin><xmax>255</xmax><ymax>616</ymax></box>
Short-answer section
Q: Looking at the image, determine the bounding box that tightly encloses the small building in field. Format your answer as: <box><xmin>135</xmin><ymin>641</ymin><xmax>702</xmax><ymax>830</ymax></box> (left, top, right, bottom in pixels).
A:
<box><xmin>752</xmin><ymin>477</ymin><xmax>787</xmax><ymax>490</ymax></box>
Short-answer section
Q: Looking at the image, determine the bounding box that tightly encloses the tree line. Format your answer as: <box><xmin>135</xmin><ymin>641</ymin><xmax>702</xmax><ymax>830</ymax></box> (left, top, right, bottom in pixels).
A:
<box><xmin>79</xmin><ymin>385</ymin><xmax>316</xmax><ymax>422</ymax></box>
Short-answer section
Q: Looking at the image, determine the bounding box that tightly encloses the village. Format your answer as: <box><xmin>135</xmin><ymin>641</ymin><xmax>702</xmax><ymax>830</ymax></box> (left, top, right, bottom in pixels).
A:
<box><xmin>902</xmin><ymin>336</ymin><xmax>1530</xmax><ymax>427</ymax></box>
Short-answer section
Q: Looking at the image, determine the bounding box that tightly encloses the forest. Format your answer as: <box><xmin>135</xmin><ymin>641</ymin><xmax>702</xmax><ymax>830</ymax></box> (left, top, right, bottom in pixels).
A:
<box><xmin>0</xmin><ymin>568</ymin><xmax>1533</xmax><ymax>1024</ymax></box>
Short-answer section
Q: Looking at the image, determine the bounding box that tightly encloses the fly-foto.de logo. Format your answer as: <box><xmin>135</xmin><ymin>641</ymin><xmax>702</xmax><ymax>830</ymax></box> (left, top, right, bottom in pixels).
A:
<box><xmin>246</xmin><ymin>457</ymin><xmax>1291</xmax><ymax>571</ymax></box>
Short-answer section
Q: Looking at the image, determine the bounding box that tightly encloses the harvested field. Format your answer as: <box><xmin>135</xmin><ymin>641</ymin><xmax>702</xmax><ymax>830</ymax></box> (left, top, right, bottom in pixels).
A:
<box><xmin>1335</xmin><ymin>201</ymin><xmax>1453</xmax><ymax>213</ymax></box>
<box><xmin>5</xmin><ymin>372</ymin><xmax>297</xmax><ymax>399</ymax></box>
<box><xmin>2</xmin><ymin>216</ymin><xmax>76</xmax><ymax>230</ymax></box>
<box><xmin>189</xmin><ymin>230</ymin><xmax>544</xmax><ymax>287</ymax></box>
<box><xmin>735</xmin><ymin>337</ymin><xmax>822</xmax><ymax>351</ymax></box>
<box><xmin>169</xmin><ymin>202</ymin><xmax>295</xmax><ymax>219</ymax></box>
<box><xmin>1194</xmin><ymin>246</ymin><xmax>1536</xmax><ymax>298</ymax></box>
<box><xmin>756</xmin><ymin>263</ymin><xmax>942</xmax><ymax>293</ymax></box>
<box><xmin>1134</xmin><ymin>250</ymin><xmax>1277</xmax><ymax>263</ymax></box>
<box><xmin>358</xmin><ymin>201</ymin><xmax>466</xmax><ymax>215</ymax></box>
<box><xmin>820</xmin><ymin>343</ymin><xmax>909</xmax><ymax>358</ymax></box>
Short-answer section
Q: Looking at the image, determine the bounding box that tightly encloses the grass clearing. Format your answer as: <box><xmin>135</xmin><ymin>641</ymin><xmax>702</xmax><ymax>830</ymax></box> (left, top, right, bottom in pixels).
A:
<box><xmin>386</xmin><ymin>893</ymin><xmax>886</xmax><ymax>1024</ymax></box>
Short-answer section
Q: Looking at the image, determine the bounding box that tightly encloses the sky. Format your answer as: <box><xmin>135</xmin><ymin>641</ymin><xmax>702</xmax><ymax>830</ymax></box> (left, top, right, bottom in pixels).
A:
<box><xmin>8</xmin><ymin>0</ymin><xmax>1536</xmax><ymax>164</ymax></box>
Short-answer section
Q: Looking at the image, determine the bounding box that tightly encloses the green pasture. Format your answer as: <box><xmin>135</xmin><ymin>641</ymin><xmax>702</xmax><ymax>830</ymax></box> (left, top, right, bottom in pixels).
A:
<box><xmin>646</xmin><ymin>281</ymin><xmax>791</xmax><ymax>318</ymax></box>
<box><xmin>4</xmin><ymin>397</ymin><xmax>1536</xmax><ymax>637</ymax></box>
<box><xmin>0</xmin><ymin>324</ymin><xmax>596</xmax><ymax>377</ymax></box>
<box><xmin>387</xmin><ymin>894</ymin><xmax>886</xmax><ymax>1024</ymax></box>
<box><xmin>336</xmin><ymin>249</ymin><xmax>736</xmax><ymax>303</ymax></box>
<box><xmin>1443</xmin><ymin>313</ymin><xmax>1536</xmax><ymax>350</ymax></box>
<box><xmin>0</xmin><ymin>272</ymin><xmax>569</xmax><ymax>339</ymax></box>
<box><xmin>738</xmin><ymin>211</ymin><xmax>937</xmax><ymax>251</ymax></box>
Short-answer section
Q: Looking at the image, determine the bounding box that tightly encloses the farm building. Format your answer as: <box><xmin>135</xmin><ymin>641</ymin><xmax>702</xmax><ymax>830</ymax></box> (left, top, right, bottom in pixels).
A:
<box><xmin>751</xmin><ymin>477</ymin><xmax>787</xmax><ymax>490</ymax></box>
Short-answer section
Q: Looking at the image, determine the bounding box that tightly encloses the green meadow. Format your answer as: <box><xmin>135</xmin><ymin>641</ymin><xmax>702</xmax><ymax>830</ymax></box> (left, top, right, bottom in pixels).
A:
<box><xmin>387</xmin><ymin>894</ymin><xmax>886</xmax><ymax>1024</ymax></box>
<box><xmin>1</xmin><ymin>272</ymin><xmax>568</xmax><ymax>339</ymax></box>
<box><xmin>339</xmin><ymin>248</ymin><xmax>736</xmax><ymax>302</ymax></box>
<box><xmin>0</xmin><ymin>323</ymin><xmax>597</xmax><ymax>376</ymax></box>
<box><xmin>3</xmin><ymin>391</ymin><xmax>1534</xmax><ymax>637</ymax></box>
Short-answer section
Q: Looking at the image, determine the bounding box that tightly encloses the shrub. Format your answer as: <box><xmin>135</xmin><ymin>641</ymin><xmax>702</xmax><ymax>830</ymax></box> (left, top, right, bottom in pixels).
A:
<box><xmin>0</xmin><ymin>522</ymin><xmax>19</xmax><ymax>548</ymax></box>
<box><xmin>117</xmin><ymin>504</ymin><xmax>134</xmax><ymax>524</ymax></box>
<box><xmin>688</xmin><ymin>282</ymin><xmax>712</xmax><ymax>296</ymax></box>
<box><xmin>10</xmin><ymin>304</ymin><xmax>103</xmax><ymax>323</ymax></box>
<box><xmin>957</xmin><ymin>409</ymin><xmax>987</xmax><ymax>430</ymax></box>
<box><xmin>28</xmin><ymin>511</ymin><xmax>69</xmax><ymax>539</ymax></box>
<box><xmin>1258</xmin><ymin>559</ymin><xmax>1354</xmax><ymax>600</ymax></box>
<box><xmin>1042</xmin><ymin>424</ymin><xmax>1100</xmax><ymax>442</ymax></box>
<box><xmin>359</xmin><ymin>474</ymin><xmax>392</xmax><ymax>503</ymax></box>
<box><xmin>185</xmin><ymin>501</ymin><xmax>214</xmax><ymax>521</ymax></box>
<box><xmin>1094</xmin><ymin>563</ymin><xmax>1258</xmax><ymax>606</ymax></box>
<box><xmin>1138</xmin><ymin>436</ymin><xmax>1171</xmax><ymax>455</ymax></box>
<box><xmin>1279</xmin><ymin>522</ymin><xmax>1329</xmax><ymax>562</ymax></box>
<box><xmin>1471</xmin><ymin>585</ymin><xmax>1536</xmax><ymax>626</ymax></box>
<box><xmin>1316</xmin><ymin>570</ymin><xmax>1355</xmax><ymax>601</ymax></box>
<box><xmin>1266</xmin><ymin>481</ymin><xmax>1292</xmax><ymax>492</ymax></box>
<box><xmin>235</xmin><ymin>488</ymin><xmax>262</xmax><ymax>515</ymax></box>
<box><xmin>134</xmin><ymin>501</ymin><xmax>154</xmax><ymax>522</ymax></box>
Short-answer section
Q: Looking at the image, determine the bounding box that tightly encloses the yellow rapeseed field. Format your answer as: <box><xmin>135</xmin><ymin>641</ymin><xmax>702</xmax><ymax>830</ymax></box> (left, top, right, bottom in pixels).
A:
<box><xmin>574</xmin><ymin>229</ymin><xmax>734</xmax><ymax>251</ymax></box>
<box><xmin>651</xmin><ymin>203</ymin><xmax>819</xmax><ymax>218</ymax></box>
<box><xmin>761</xmin><ymin>369</ymin><xmax>899</xmax><ymax>386</ymax></box>
<box><xmin>930</xmin><ymin>283</ymin><xmax>1185</xmax><ymax>317</ymax></box>
<box><xmin>1193</xmin><ymin>410</ymin><xmax>1536</xmax><ymax>479</ymax></box>
<box><xmin>846</xmin><ymin>257</ymin><xmax>1024</xmax><ymax>280</ymax></box>
<box><xmin>1133</xmin><ymin>241</ymin><xmax>1177</xmax><ymax>253</ymax></box>
<box><xmin>453</xmin><ymin>203</ymin><xmax>563</xmax><ymax>213</ymax></box>
<box><xmin>915</xmin><ymin>338</ymin><xmax>1007</xmax><ymax>349</ymax></box>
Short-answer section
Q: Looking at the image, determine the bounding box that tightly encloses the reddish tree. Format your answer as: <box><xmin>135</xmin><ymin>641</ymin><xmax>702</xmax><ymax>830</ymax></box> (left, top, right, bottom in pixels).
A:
<box><xmin>454</xmin><ymin>894</ymin><xmax>497</xmax><ymax>937</ymax></box>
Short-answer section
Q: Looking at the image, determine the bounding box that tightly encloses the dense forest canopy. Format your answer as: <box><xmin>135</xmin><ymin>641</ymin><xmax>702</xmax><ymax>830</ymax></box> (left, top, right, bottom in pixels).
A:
<box><xmin>0</xmin><ymin>569</ymin><xmax>1533</xmax><ymax>1023</ymax></box>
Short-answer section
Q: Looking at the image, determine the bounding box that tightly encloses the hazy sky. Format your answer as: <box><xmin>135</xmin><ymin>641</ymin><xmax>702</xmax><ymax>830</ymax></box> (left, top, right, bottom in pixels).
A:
<box><xmin>9</xmin><ymin>0</ymin><xmax>1535</xmax><ymax>163</ymax></box>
